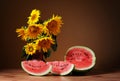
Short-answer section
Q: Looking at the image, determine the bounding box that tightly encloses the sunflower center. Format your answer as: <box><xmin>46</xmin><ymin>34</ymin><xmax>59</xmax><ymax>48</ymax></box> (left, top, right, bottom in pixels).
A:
<box><xmin>29</xmin><ymin>46</ymin><xmax>34</xmax><ymax>52</ymax></box>
<box><xmin>38</xmin><ymin>39</ymin><xmax>50</xmax><ymax>48</ymax></box>
<box><xmin>31</xmin><ymin>14</ymin><xmax>37</xmax><ymax>21</ymax></box>
<box><xmin>30</xmin><ymin>26</ymin><xmax>39</xmax><ymax>33</ymax></box>
<box><xmin>41</xmin><ymin>40</ymin><xmax>48</xmax><ymax>46</ymax></box>
<box><xmin>47</xmin><ymin>20</ymin><xmax>57</xmax><ymax>30</ymax></box>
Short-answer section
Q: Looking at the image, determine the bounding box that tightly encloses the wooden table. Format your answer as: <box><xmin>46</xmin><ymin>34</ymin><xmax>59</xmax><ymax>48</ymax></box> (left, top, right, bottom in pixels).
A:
<box><xmin>0</xmin><ymin>69</ymin><xmax>120</xmax><ymax>81</ymax></box>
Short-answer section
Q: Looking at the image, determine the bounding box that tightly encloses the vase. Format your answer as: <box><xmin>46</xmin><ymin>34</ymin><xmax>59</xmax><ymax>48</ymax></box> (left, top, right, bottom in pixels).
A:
<box><xmin>32</xmin><ymin>51</ymin><xmax>45</xmax><ymax>62</ymax></box>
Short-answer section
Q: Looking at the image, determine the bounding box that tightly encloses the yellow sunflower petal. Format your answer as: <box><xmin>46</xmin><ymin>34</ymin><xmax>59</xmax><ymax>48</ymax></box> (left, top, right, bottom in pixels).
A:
<box><xmin>36</xmin><ymin>37</ymin><xmax>54</xmax><ymax>52</ymax></box>
<box><xmin>27</xmin><ymin>9</ymin><xmax>40</xmax><ymax>25</ymax></box>
<box><xmin>43</xmin><ymin>15</ymin><xmax>63</xmax><ymax>36</ymax></box>
<box><xmin>24</xmin><ymin>43</ymin><xmax>37</xmax><ymax>55</ymax></box>
<box><xmin>16</xmin><ymin>26</ymin><xmax>27</xmax><ymax>40</ymax></box>
<box><xmin>26</xmin><ymin>24</ymin><xmax>43</xmax><ymax>39</ymax></box>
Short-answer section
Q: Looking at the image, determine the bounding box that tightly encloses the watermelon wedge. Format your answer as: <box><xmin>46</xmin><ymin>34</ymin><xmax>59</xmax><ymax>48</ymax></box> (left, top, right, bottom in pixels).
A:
<box><xmin>21</xmin><ymin>60</ymin><xmax>52</xmax><ymax>76</ymax></box>
<box><xmin>65</xmin><ymin>46</ymin><xmax>96</xmax><ymax>72</ymax></box>
<box><xmin>47</xmin><ymin>61</ymin><xmax>74</xmax><ymax>75</ymax></box>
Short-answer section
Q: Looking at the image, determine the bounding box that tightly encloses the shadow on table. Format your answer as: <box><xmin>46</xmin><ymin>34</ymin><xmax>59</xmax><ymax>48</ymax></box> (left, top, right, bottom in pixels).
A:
<box><xmin>71</xmin><ymin>67</ymin><xmax>120</xmax><ymax>76</ymax></box>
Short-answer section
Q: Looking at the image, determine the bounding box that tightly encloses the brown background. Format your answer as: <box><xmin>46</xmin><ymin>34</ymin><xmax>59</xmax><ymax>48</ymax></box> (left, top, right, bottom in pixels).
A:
<box><xmin>0</xmin><ymin>0</ymin><xmax>120</xmax><ymax>72</ymax></box>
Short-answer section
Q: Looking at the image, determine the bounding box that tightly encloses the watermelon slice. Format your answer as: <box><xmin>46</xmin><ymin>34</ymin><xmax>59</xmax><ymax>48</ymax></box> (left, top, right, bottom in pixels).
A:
<box><xmin>47</xmin><ymin>61</ymin><xmax>74</xmax><ymax>75</ymax></box>
<box><xmin>65</xmin><ymin>46</ymin><xmax>96</xmax><ymax>72</ymax></box>
<box><xmin>21</xmin><ymin>60</ymin><xmax>52</xmax><ymax>76</ymax></box>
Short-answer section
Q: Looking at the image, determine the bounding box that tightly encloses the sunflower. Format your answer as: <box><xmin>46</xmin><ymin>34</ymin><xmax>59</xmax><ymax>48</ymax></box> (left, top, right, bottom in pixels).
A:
<box><xmin>26</xmin><ymin>24</ymin><xmax>43</xmax><ymax>39</ymax></box>
<box><xmin>27</xmin><ymin>9</ymin><xmax>40</xmax><ymax>25</ymax></box>
<box><xmin>43</xmin><ymin>15</ymin><xmax>63</xmax><ymax>36</ymax></box>
<box><xmin>16</xmin><ymin>26</ymin><xmax>27</xmax><ymax>40</ymax></box>
<box><xmin>36</xmin><ymin>37</ymin><xmax>54</xmax><ymax>52</ymax></box>
<box><xmin>24</xmin><ymin>43</ymin><xmax>37</xmax><ymax>55</ymax></box>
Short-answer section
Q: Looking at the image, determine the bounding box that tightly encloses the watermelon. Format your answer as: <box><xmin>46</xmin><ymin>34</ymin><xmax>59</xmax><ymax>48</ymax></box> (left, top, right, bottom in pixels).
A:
<box><xmin>21</xmin><ymin>60</ymin><xmax>52</xmax><ymax>76</ymax></box>
<box><xmin>47</xmin><ymin>61</ymin><xmax>74</xmax><ymax>75</ymax></box>
<box><xmin>65</xmin><ymin>46</ymin><xmax>96</xmax><ymax>73</ymax></box>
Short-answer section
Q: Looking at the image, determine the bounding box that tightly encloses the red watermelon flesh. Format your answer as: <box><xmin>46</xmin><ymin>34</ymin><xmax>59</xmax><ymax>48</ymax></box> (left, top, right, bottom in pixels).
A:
<box><xmin>21</xmin><ymin>60</ymin><xmax>52</xmax><ymax>76</ymax></box>
<box><xmin>47</xmin><ymin>61</ymin><xmax>74</xmax><ymax>75</ymax></box>
<box><xmin>65</xmin><ymin>46</ymin><xmax>96</xmax><ymax>71</ymax></box>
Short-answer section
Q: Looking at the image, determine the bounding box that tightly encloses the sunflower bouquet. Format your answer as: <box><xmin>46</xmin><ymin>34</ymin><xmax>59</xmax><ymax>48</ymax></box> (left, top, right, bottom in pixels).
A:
<box><xmin>16</xmin><ymin>9</ymin><xmax>63</xmax><ymax>61</ymax></box>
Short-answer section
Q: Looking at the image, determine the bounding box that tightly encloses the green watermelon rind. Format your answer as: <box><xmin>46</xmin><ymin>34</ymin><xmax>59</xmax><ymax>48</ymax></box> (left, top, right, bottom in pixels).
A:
<box><xmin>72</xmin><ymin>66</ymin><xmax>94</xmax><ymax>75</ymax></box>
<box><xmin>21</xmin><ymin>61</ymin><xmax>52</xmax><ymax>76</ymax></box>
<box><xmin>64</xmin><ymin>46</ymin><xmax>96</xmax><ymax>72</ymax></box>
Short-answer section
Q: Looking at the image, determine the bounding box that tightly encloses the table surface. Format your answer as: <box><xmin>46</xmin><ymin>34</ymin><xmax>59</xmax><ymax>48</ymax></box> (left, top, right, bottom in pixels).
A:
<box><xmin>0</xmin><ymin>69</ymin><xmax>120</xmax><ymax>81</ymax></box>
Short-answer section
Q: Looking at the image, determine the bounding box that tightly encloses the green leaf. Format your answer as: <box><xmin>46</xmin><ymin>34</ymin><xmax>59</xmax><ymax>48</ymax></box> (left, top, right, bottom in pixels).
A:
<box><xmin>52</xmin><ymin>35</ymin><xmax>57</xmax><ymax>39</ymax></box>
<box><xmin>51</xmin><ymin>35</ymin><xmax>58</xmax><ymax>51</ymax></box>
<box><xmin>26</xmin><ymin>38</ymin><xmax>35</xmax><ymax>43</ymax></box>
<box><xmin>51</xmin><ymin>42</ymin><xmax>57</xmax><ymax>51</ymax></box>
<box><xmin>26</xmin><ymin>55</ymin><xmax>33</xmax><ymax>60</ymax></box>
<box><xmin>21</xmin><ymin>47</ymin><xmax>27</xmax><ymax>58</ymax></box>
<box><xmin>43</xmin><ymin>50</ymin><xmax>51</xmax><ymax>58</ymax></box>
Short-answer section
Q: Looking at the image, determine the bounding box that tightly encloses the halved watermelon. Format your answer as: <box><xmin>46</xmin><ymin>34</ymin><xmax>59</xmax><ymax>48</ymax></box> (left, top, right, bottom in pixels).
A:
<box><xmin>65</xmin><ymin>46</ymin><xmax>96</xmax><ymax>72</ymax></box>
<box><xmin>21</xmin><ymin>60</ymin><xmax>52</xmax><ymax>76</ymax></box>
<box><xmin>47</xmin><ymin>61</ymin><xmax>74</xmax><ymax>75</ymax></box>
